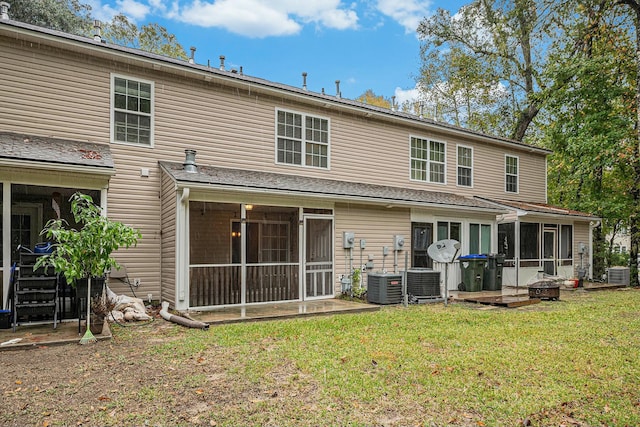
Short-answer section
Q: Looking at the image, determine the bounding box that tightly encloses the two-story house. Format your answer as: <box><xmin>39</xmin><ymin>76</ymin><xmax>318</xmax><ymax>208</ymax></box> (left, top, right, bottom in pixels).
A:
<box><xmin>0</xmin><ymin>12</ymin><xmax>598</xmax><ymax>314</ymax></box>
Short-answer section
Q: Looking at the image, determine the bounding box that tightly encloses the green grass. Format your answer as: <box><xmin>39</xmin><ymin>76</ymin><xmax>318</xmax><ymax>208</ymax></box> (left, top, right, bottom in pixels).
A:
<box><xmin>134</xmin><ymin>289</ymin><xmax>640</xmax><ymax>426</ymax></box>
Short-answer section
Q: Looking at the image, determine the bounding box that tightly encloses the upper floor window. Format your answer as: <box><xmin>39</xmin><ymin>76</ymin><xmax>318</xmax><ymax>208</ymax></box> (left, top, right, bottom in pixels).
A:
<box><xmin>457</xmin><ymin>145</ymin><xmax>473</xmax><ymax>187</ymax></box>
<box><xmin>411</xmin><ymin>137</ymin><xmax>445</xmax><ymax>183</ymax></box>
<box><xmin>276</xmin><ymin>109</ymin><xmax>329</xmax><ymax>168</ymax></box>
<box><xmin>505</xmin><ymin>155</ymin><xmax>519</xmax><ymax>193</ymax></box>
<box><xmin>112</xmin><ymin>75</ymin><xmax>153</xmax><ymax>146</ymax></box>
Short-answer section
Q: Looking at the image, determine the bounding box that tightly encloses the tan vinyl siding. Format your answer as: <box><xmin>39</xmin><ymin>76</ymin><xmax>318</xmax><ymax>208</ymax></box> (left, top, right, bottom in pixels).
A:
<box><xmin>160</xmin><ymin>170</ymin><xmax>177</xmax><ymax>306</ymax></box>
<box><xmin>334</xmin><ymin>203</ymin><xmax>411</xmax><ymax>293</ymax></box>
<box><xmin>573</xmin><ymin>221</ymin><xmax>590</xmax><ymax>275</ymax></box>
<box><xmin>0</xmin><ymin>36</ymin><xmax>548</xmax><ymax>202</ymax></box>
<box><xmin>0</xmin><ymin>32</ymin><xmax>553</xmax><ymax>304</ymax></box>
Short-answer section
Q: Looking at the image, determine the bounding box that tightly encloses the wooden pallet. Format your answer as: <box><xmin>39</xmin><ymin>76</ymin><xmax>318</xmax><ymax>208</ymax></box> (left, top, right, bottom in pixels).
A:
<box><xmin>463</xmin><ymin>295</ymin><xmax>541</xmax><ymax>308</ymax></box>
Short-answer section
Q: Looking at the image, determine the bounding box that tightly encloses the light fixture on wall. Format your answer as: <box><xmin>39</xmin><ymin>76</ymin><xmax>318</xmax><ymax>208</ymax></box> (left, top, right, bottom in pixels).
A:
<box><xmin>231</xmin><ymin>231</ymin><xmax>241</xmax><ymax>238</ymax></box>
<box><xmin>245</xmin><ymin>204</ymin><xmax>254</xmax><ymax>211</ymax></box>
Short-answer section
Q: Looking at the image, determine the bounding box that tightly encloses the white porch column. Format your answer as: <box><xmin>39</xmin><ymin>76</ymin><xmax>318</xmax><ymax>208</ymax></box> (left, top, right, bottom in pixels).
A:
<box><xmin>175</xmin><ymin>188</ymin><xmax>190</xmax><ymax>310</ymax></box>
<box><xmin>2</xmin><ymin>182</ymin><xmax>10</xmax><ymax>309</ymax></box>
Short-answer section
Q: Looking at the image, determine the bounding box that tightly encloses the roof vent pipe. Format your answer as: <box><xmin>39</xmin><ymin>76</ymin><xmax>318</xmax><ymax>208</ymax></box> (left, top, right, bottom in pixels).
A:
<box><xmin>391</xmin><ymin>95</ymin><xmax>396</xmax><ymax>111</ymax></box>
<box><xmin>1</xmin><ymin>2</ymin><xmax>10</xmax><ymax>20</ymax></box>
<box><xmin>183</xmin><ymin>149</ymin><xmax>197</xmax><ymax>173</ymax></box>
<box><xmin>93</xmin><ymin>20</ymin><xmax>102</xmax><ymax>41</ymax></box>
<box><xmin>189</xmin><ymin>46</ymin><xmax>196</xmax><ymax>64</ymax></box>
<box><xmin>302</xmin><ymin>72</ymin><xmax>307</xmax><ymax>90</ymax></box>
<box><xmin>239</xmin><ymin>66</ymin><xmax>243</xmax><ymax>75</ymax></box>
<box><xmin>335</xmin><ymin>80</ymin><xmax>341</xmax><ymax>98</ymax></box>
<box><xmin>419</xmin><ymin>102</ymin><xmax>424</xmax><ymax>118</ymax></box>
<box><xmin>219</xmin><ymin>55</ymin><xmax>225</xmax><ymax>71</ymax></box>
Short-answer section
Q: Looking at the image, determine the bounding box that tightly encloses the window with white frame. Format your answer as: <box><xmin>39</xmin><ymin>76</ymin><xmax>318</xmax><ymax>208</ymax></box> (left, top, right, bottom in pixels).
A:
<box><xmin>469</xmin><ymin>223</ymin><xmax>491</xmax><ymax>254</ymax></box>
<box><xmin>457</xmin><ymin>145</ymin><xmax>473</xmax><ymax>187</ymax></box>
<box><xmin>112</xmin><ymin>75</ymin><xmax>153</xmax><ymax>146</ymax></box>
<box><xmin>505</xmin><ymin>155</ymin><xmax>519</xmax><ymax>193</ymax></box>
<box><xmin>276</xmin><ymin>110</ymin><xmax>329</xmax><ymax>168</ymax></box>
<box><xmin>411</xmin><ymin>137</ymin><xmax>445</xmax><ymax>183</ymax></box>
<box><xmin>437</xmin><ymin>221</ymin><xmax>461</xmax><ymax>241</ymax></box>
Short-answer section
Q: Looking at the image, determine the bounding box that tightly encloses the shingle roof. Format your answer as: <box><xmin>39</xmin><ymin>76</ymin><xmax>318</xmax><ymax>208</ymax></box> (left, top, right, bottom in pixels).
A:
<box><xmin>0</xmin><ymin>131</ymin><xmax>114</xmax><ymax>171</ymax></box>
<box><xmin>159</xmin><ymin>161</ymin><xmax>506</xmax><ymax>213</ymax></box>
<box><xmin>479</xmin><ymin>197</ymin><xmax>598</xmax><ymax>220</ymax></box>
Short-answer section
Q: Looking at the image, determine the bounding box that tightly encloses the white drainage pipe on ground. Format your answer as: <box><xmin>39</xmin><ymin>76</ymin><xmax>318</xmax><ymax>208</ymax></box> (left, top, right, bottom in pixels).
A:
<box><xmin>160</xmin><ymin>301</ymin><xmax>209</xmax><ymax>330</ymax></box>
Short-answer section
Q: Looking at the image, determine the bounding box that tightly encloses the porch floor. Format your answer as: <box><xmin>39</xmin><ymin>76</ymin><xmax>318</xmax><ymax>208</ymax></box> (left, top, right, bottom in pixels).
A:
<box><xmin>186</xmin><ymin>298</ymin><xmax>381</xmax><ymax>324</ymax></box>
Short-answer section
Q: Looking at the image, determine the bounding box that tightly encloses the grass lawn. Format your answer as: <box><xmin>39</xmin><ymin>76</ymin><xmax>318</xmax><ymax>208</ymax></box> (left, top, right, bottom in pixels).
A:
<box><xmin>1</xmin><ymin>288</ymin><xmax>639</xmax><ymax>426</ymax></box>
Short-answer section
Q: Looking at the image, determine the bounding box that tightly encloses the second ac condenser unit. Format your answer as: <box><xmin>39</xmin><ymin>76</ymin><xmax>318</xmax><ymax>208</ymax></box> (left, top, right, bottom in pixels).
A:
<box><xmin>367</xmin><ymin>273</ymin><xmax>403</xmax><ymax>304</ymax></box>
<box><xmin>406</xmin><ymin>269</ymin><xmax>441</xmax><ymax>298</ymax></box>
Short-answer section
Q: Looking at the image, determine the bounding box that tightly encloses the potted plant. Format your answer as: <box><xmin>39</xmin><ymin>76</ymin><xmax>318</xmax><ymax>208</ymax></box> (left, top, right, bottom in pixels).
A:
<box><xmin>89</xmin><ymin>294</ymin><xmax>116</xmax><ymax>335</ymax></box>
<box><xmin>35</xmin><ymin>192</ymin><xmax>141</xmax><ymax>344</ymax></box>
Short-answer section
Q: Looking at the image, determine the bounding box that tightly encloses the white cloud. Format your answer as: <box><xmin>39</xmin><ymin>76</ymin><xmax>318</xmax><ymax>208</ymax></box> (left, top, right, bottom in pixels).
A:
<box><xmin>117</xmin><ymin>0</ymin><xmax>150</xmax><ymax>20</ymax></box>
<box><xmin>174</xmin><ymin>0</ymin><xmax>358</xmax><ymax>38</ymax></box>
<box><xmin>394</xmin><ymin>85</ymin><xmax>420</xmax><ymax>106</ymax></box>
<box><xmin>85</xmin><ymin>0</ymin><xmax>150</xmax><ymax>22</ymax></box>
<box><xmin>376</xmin><ymin>0</ymin><xmax>432</xmax><ymax>33</ymax></box>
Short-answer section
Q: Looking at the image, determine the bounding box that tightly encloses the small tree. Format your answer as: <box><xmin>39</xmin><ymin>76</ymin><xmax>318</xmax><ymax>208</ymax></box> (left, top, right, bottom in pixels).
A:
<box><xmin>36</xmin><ymin>192</ymin><xmax>141</xmax><ymax>343</ymax></box>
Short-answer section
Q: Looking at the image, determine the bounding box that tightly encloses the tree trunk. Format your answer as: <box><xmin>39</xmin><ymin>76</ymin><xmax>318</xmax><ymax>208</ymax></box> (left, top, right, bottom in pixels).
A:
<box><xmin>618</xmin><ymin>0</ymin><xmax>640</xmax><ymax>286</ymax></box>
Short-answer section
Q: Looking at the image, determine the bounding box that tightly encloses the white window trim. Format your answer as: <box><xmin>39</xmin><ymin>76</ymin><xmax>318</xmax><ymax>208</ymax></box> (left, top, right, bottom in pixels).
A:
<box><xmin>505</xmin><ymin>154</ymin><xmax>519</xmax><ymax>194</ymax></box>
<box><xmin>409</xmin><ymin>135</ymin><xmax>447</xmax><ymax>185</ymax></box>
<box><xmin>469</xmin><ymin>222</ymin><xmax>492</xmax><ymax>254</ymax></box>
<box><xmin>110</xmin><ymin>73</ymin><xmax>155</xmax><ymax>148</ymax></box>
<box><xmin>456</xmin><ymin>144</ymin><xmax>473</xmax><ymax>188</ymax></box>
<box><xmin>274</xmin><ymin>107</ymin><xmax>331</xmax><ymax>170</ymax></box>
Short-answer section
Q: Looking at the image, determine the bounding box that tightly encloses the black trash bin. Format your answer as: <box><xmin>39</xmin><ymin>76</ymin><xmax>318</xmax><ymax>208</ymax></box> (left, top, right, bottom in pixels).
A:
<box><xmin>483</xmin><ymin>254</ymin><xmax>505</xmax><ymax>291</ymax></box>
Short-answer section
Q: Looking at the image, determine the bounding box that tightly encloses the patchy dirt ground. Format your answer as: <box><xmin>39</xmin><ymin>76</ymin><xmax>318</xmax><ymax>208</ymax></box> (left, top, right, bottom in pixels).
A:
<box><xmin>0</xmin><ymin>314</ymin><xmax>331</xmax><ymax>427</ymax></box>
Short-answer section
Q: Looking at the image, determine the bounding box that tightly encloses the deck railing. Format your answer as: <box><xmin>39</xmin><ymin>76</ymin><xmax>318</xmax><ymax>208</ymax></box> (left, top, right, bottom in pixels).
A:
<box><xmin>190</xmin><ymin>263</ymin><xmax>299</xmax><ymax>307</ymax></box>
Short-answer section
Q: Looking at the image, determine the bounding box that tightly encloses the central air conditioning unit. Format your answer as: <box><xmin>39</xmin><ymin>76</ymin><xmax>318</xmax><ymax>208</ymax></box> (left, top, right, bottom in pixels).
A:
<box><xmin>608</xmin><ymin>266</ymin><xmax>630</xmax><ymax>286</ymax></box>
<box><xmin>406</xmin><ymin>268</ymin><xmax>441</xmax><ymax>301</ymax></box>
<box><xmin>366</xmin><ymin>273</ymin><xmax>403</xmax><ymax>305</ymax></box>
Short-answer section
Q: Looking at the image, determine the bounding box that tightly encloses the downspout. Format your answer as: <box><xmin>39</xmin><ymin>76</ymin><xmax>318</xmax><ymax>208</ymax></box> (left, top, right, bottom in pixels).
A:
<box><xmin>160</xmin><ymin>301</ymin><xmax>209</xmax><ymax>329</ymax></box>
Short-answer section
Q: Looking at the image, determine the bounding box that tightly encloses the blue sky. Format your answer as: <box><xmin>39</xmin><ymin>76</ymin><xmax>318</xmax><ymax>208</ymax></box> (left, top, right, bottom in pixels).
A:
<box><xmin>86</xmin><ymin>0</ymin><xmax>468</xmax><ymax>103</ymax></box>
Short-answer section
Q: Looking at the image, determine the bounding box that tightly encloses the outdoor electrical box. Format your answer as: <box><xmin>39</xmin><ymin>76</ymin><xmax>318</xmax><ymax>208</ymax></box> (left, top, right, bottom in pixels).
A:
<box><xmin>382</xmin><ymin>246</ymin><xmax>389</xmax><ymax>256</ymax></box>
<box><xmin>360</xmin><ymin>239</ymin><xmax>366</xmax><ymax>249</ymax></box>
<box><xmin>578</xmin><ymin>242</ymin><xmax>587</xmax><ymax>254</ymax></box>
<box><xmin>394</xmin><ymin>235</ymin><xmax>405</xmax><ymax>251</ymax></box>
<box><xmin>343</xmin><ymin>231</ymin><xmax>355</xmax><ymax>249</ymax></box>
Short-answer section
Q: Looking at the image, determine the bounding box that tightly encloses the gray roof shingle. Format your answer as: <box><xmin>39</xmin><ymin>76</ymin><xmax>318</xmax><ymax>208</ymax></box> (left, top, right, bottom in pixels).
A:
<box><xmin>160</xmin><ymin>161</ymin><xmax>505</xmax><ymax>212</ymax></box>
<box><xmin>0</xmin><ymin>132</ymin><xmax>114</xmax><ymax>171</ymax></box>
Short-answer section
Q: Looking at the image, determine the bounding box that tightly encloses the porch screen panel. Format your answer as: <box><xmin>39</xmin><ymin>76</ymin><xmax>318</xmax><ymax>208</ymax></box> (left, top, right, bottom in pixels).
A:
<box><xmin>498</xmin><ymin>223</ymin><xmax>515</xmax><ymax>266</ymax></box>
<box><xmin>305</xmin><ymin>218</ymin><xmax>333</xmax><ymax>298</ymax></box>
<box><xmin>246</xmin><ymin>206</ymin><xmax>299</xmax><ymax>303</ymax></box>
<box><xmin>520</xmin><ymin>222</ymin><xmax>540</xmax><ymax>268</ymax></box>
<box><xmin>9</xmin><ymin>185</ymin><xmax>99</xmax><ymax>319</ymax></box>
<box><xmin>560</xmin><ymin>225</ymin><xmax>573</xmax><ymax>266</ymax></box>
<box><xmin>189</xmin><ymin>202</ymin><xmax>241</xmax><ymax>307</ymax></box>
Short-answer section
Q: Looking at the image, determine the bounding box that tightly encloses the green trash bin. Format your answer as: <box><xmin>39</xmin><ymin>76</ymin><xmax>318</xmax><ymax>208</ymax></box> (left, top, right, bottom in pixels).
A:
<box><xmin>458</xmin><ymin>254</ymin><xmax>487</xmax><ymax>292</ymax></box>
<box><xmin>483</xmin><ymin>254</ymin><xmax>505</xmax><ymax>291</ymax></box>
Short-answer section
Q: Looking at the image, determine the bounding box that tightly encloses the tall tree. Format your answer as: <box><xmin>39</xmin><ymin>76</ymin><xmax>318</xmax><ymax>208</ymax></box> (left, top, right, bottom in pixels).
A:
<box><xmin>7</xmin><ymin>1</ymin><xmax>187</xmax><ymax>60</ymax></box>
<box><xmin>355</xmin><ymin>89</ymin><xmax>392</xmax><ymax>109</ymax></box>
<box><xmin>8</xmin><ymin>0</ymin><xmax>92</xmax><ymax>34</ymax></box>
<box><xmin>613</xmin><ymin>0</ymin><xmax>640</xmax><ymax>285</ymax></box>
<box><xmin>102</xmin><ymin>14</ymin><xmax>187</xmax><ymax>60</ymax></box>
<box><xmin>417</xmin><ymin>0</ymin><xmax>563</xmax><ymax>142</ymax></box>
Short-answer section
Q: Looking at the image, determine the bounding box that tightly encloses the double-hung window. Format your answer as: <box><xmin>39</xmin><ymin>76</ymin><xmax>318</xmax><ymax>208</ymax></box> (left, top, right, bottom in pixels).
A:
<box><xmin>411</xmin><ymin>137</ymin><xmax>446</xmax><ymax>183</ymax></box>
<box><xmin>276</xmin><ymin>109</ymin><xmax>329</xmax><ymax>168</ymax></box>
<box><xmin>457</xmin><ymin>145</ymin><xmax>473</xmax><ymax>187</ymax></box>
<box><xmin>112</xmin><ymin>75</ymin><xmax>153</xmax><ymax>146</ymax></box>
<box><xmin>505</xmin><ymin>155</ymin><xmax>518</xmax><ymax>193</ymax></box>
